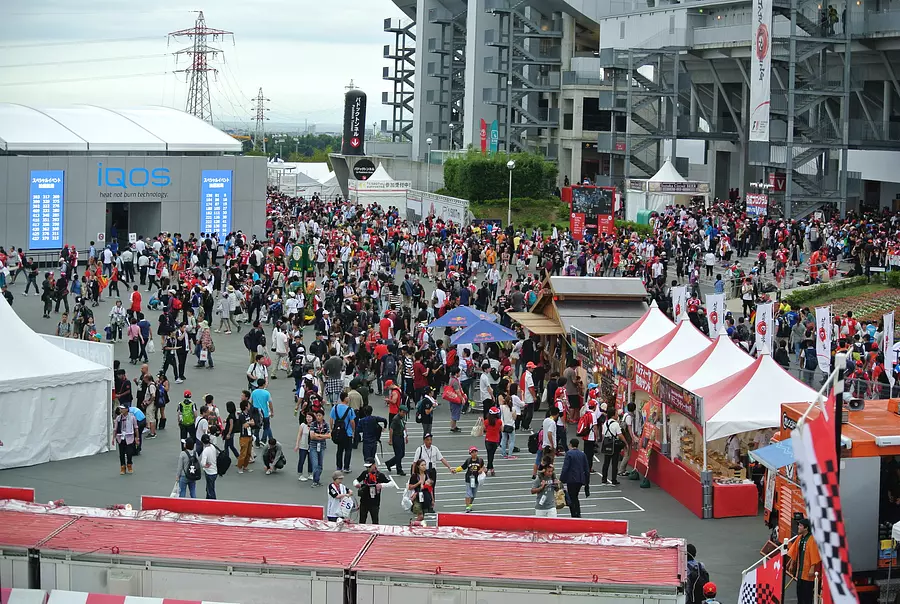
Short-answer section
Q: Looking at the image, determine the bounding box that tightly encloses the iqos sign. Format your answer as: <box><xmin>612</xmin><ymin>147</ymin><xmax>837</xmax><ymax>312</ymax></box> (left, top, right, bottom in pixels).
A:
<box><xmin>96</xmin><ymin>163</ymin><xmax>172</xmax><ymax>200</ymax></box>
<box><xmin>97</xmin><ymin>163</ymin><xmax>171</xmax><ymax>188</ymax></box>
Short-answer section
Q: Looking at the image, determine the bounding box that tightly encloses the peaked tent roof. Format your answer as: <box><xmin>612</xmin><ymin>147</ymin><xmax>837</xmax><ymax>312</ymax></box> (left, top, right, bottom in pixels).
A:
<box><xmin>368</xmin><ymin>163</ymin><xmax>394</xmax><ymax>182</ymax></box>
<box><xmin>630</xmin><ymin>320</ymin><xmax>711</xmax><ymax>368</ymax></box>
<box><xmin>657</xmin><ymin>334</ymin><xmax>754</xmax><ymax>392</ymax></box>
<box><xmin>649</xmin><ymin>158</ymin><xmax>686</xmax><ymax>182</ymax></box>
<box><xmin>599</xmin><ymin>301</ymin><xmax>676</xmax><ymax>352</ymax></box>
<box><xmin>696</xmin><ymin>355</ymin><xmax>817</xmax><ymax>441</ymax></box>
<box><xmin>0</xmin><ymin>298</ymin><xmax>109</xmax><ymax>393</ymax></box>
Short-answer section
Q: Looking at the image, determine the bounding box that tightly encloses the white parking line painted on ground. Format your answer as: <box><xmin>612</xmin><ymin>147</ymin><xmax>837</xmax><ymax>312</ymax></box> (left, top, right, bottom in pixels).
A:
<box><xmin>434</xmin><ymin>491</ymin><xmax>623</xmax><ymax>502</ymax></box>
<box><xmin>374</xmin><ymin>453</ymin><xmax>398</xmax><ymax>489</ymax></box>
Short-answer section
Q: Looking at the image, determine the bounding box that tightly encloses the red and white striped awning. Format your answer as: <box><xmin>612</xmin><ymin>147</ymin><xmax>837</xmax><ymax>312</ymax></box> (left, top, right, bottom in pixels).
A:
<box><xmin>46</xmin><ymin>592</ymin><xmax>233</xmax><ymax>604</ymax></box>
<box><xmin>1</xmin><ymin>588</ymin><xmax>48</xmax><ymax>604</ymax></box>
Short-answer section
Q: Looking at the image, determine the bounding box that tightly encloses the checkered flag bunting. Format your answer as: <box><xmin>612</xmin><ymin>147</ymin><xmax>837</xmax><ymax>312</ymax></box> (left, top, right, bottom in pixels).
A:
<box><xmin>739</xmin><ymin>549</ymin><xmax>783</xmax><ymax>604</ymax></box>
<box><xmin>791</xmin><ymin>393</ymin><xmax>859</xmax><ymax>604</ymax></box>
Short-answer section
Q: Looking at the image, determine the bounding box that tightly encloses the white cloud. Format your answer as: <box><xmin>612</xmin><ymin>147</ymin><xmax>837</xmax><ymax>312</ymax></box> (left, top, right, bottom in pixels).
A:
<box><xmin>0</xmin><ymin>0</ymin><xmax>407</xmax><ymax>126</ymax></box>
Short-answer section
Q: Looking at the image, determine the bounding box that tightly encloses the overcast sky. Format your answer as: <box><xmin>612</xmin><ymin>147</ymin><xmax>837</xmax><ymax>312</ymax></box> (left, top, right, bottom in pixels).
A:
<box><xmin>0</xmin><ymin>0</ymin><xmax>408</xmax><ymax>129</ymax></box>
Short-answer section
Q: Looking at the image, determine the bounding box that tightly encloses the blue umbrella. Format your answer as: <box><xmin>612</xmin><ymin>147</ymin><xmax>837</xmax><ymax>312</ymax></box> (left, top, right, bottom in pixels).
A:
<box><xmin>427</xmin><ymin>306</ymin><xmax>497</xmax><ymax>329</ymax></box>
<box><xmin>450</xmin><ymin>319</ymin><xmax>518</xmax><ymax>345</ymax></box>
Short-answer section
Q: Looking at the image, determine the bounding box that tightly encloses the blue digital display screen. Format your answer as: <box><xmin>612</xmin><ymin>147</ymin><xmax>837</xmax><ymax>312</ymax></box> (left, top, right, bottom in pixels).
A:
<box><xmin>29</xmin><ymin>170</ymin><xmax>65</xmax><ymax>250</ymax></box>
<box><xmin>200</xmin><ymin>169</ymin><xmax>232</xmax><ymax>236</ymax></box>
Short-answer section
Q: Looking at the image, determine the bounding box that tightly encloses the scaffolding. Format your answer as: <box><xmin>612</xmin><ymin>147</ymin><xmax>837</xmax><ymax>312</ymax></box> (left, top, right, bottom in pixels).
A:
<box><xmin>429</xmin><ymin>7</ymin><xmax>467</xmax><ymax>150</ymax></box>
<box><xmin>382</xmin><ymin>18</ymin><xmax>416</xmax><ymax>142</ymax></box>
<box><xmin>485</xmin><ymin>0</ymin><xmax>563</xmax><ymax>153</ymax></box>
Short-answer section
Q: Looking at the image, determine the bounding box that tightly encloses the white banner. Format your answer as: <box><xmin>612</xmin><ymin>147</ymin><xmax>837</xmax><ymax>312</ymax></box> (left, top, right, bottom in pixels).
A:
<box><xmin>705</xmin><ymin>293</ymin><xmax>726</xmax><ymax>338</ymax></box>
<box><xmin>885</xmin><ymin>311</ymin><xmax>895</xmax><ymax>387</ymax></box>
<box><xmin>815</xmin><ymin>306</ymin><xmax>832</xmax><ymax>373</ymax></box>
<box><xmin>754</xmin><ymin>301</ymin><xmax>774</xmax><ymax>354</ymax></box>
<box><xmin>406</xmin><ymin>189</ymin><xmax>470</xmax><ymax>226</ymax></box>
<box><xmin>749</xmin><ymin>0</ymin><xmax>773</xmax><ymax>142</ymax></box>
<box><xmin>671</xmin><ymin>285</ymin><xmax>688</xmax><ymax>322</ymax></box>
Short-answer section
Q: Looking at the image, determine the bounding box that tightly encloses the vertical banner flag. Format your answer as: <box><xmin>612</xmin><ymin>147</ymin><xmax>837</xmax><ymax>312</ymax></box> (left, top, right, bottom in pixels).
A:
<box><xmin>749</xmin><ymin>0</ymin><xmax>773</xmax><ymax>142</ymax></box>
<box><xmin>791</xmin><ymin>394</ymin><xmax>860</xmax><ymax>604</ymax></box>
<box><xmin>489</xmin><ymin>119</ymin><xmax>499</xmax><ymax>154</ymax></box>
<box><xmin>885</xmin><ymin>311</ymin><xmax>895</xmax><ymax>386</ymax></box>
<box><xmin>815</xmin><ymin>306</ymin><xmax>832</xmax><ymax>373</ymax></box>
<box><xmin>671</xmin><ymin>285</ymin><xmax>688</xmax><ymax>323</ymax></box>
<box><xmin>754</xmin><ymin>302</ymin><xmax>774</xmax><ymax>354</ymax></box>
<box><xmin>706</xmin><ymin>293</ymin><xmax>726</xmax><ymax>338</ymax></box>
<box><xmin>200</xmin><ymin>170</ymin><xmax>233</xmax><ymax>236</ymax></box>
<box><xmin>29</xmin><ymin>170</ymin><xmax>65</xmax><ymax>250</ymax></box>
<box><xmin>480</xmin><ymin>119</ymin><xmax>487</xmax><ymax>153</ymax></box>
<box><xmin>738</xmin><ymin>550</ymin><xmax>783</xmax><ymax>604</ymax></box>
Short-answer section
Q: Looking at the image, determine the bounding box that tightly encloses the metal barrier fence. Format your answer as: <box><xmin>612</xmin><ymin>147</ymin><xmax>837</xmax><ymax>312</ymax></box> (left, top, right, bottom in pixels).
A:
<box><xmin>785</xmin><ymin>365</ymin><xmax>898</xmax><ymax>399</ymax></box>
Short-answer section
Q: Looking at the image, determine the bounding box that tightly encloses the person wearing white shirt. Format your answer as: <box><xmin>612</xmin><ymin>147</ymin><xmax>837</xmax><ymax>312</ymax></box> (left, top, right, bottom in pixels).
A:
<box><xmin>199</xmin><ymin>434</ymin><xmax>218</xmax><ymax>499</ymax></box>
<box><xmin>599</xmin><ymin>408</ymin><xmax>626</xmax><ymax>485</ymax></box>
<box><xmin>533</xmin><ymin>406</ymin><xmax>560</xmax><ymax>478</ymax></box>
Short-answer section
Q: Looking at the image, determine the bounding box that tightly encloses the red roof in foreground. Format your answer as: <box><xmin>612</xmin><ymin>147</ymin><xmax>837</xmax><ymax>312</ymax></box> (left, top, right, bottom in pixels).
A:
<box><xmin>354</xmin><ymin>535</ymin><xmax>682</xmax><ymax>587</ymax></box>
<box><xmin>0</xmin><ymin>511</ymin><xmax>74</xmax><ymax>548</ymax></box>
<box><xmin>38</xmin><ymin>516</ymin><xmax>371</xmax><ymax>570</ymax></box>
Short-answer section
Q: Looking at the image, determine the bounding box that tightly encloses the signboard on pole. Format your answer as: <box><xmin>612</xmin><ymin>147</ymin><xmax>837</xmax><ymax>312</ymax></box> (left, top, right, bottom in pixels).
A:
<box><xmin>128</xmin><ymin>233</ymin><xmax>137</xmax><ymax>244</ymax></box>
<box><xmin>29</xmin><ymin>170</ymin><xmax>65</xmax><ymax>250</ymax></box>
<box><xmin>671</xmin><ymin>285</ymin><xmax>688</xmax><ymax>322</ymax></box>
<box><xmin>635</xmin><ymin>423</ymin><xmax>658</xmax><ymax>474</ymax></box>
<box><xmin>706</xmin><ymin>293</ymin><xmax>726</xmax><ymax>338</ymax></box>
<box><xmin>750</xmin><ymin>0</ymin><xmax>773</xmax><ymax>142</ymax></box>
<box><xmin>815</xmin><ymin>306</ymin><xmax>832</xmax><ymax>373</ymax></box>
<box><xmin>746</xmin><ymin>193</ymin><xmax>769</xmax><ymax>217</ymax></box>
<box><xmin>755</xmin><ymin>301</ymin><xmax>774</xmax><ymax>354</ymax></box>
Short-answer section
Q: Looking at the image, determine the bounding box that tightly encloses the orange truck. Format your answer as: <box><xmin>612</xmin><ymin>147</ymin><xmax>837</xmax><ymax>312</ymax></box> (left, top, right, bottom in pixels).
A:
<box><xmin>756</xmin><ymin>399</ymin><xmax>900</xmax><ymax>602</ymax></box>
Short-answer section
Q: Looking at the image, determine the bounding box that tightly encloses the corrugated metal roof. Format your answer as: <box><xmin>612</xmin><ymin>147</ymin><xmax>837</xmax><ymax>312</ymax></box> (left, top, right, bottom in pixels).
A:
<box><xmin>39</xmin><ymin>516</ymin><xmax>370</xmax><ymax>569</ymax></box>
<box><xmin>0</xmin><ymin>511</ymin><xmax>74</xmax><ymax>548</ymax></box>
<box><xmin>550</xmin><ymin>277</ymin><xmax>647</xmax><ymax>298</ymax></box>
<box><xmin>0</xmin><ymin>104</ymin><xmax>242</xmax><ymax>153</ymax></box>
<box><xmin>557</xmin><ymin>300</ymin><xmax>649</xmax><ymax>336</ymax></box>
<box><xmin>353</xmin><ymin>535</ymin><xmax>682</xmax><ymax>587</ymax></box>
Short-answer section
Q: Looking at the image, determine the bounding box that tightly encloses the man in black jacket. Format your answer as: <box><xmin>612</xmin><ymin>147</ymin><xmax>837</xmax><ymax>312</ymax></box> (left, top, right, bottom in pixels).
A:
<box><xmin>243</xmin><ymin>320</ymin><xmax>266</xmax><ymax>364</ymax></box>
<box><xmin>354</xmin><ymin>459</ymin><xmax>391</xmax><ymax>524</ymax></box>
<box><xmin>560</xmin><ymin>438</ymin><xmax>590</xmax><ymax>518</ymax></box>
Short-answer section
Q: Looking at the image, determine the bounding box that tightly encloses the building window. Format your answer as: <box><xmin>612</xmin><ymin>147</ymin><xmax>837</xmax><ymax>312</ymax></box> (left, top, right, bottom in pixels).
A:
<box><xmin>563</xmin><ymin>113</ymin><xmax>574</xmax><ymax>130</ymax></box>
<box><xmin>426</xmin><ymin>90</ymin><xmax>435</xmax><ymax>103</ymax></box>
<box><xmin>427</xmin><ymin>62</ymin><xmax>436</xmax><ymax>75</ymax></box>
<box><xmin>426</xmin><ymin>121</ymin><xmax>434</xmax><ymax>133</ymax></box>
<box><xmin>428</xmin><ymin>37</ymin><xmax>437</xmax><ymax>51</ymax></box>
<box><xmin>484</xmin><ymin>56</ymin><xmax>494</xmax><ymax>71</ymax></box>
<box><xmin>483</xmin><ymin>87</ymin><xmax>493</xmax><ymax>102</ymax></box>
<box><xmin>582</xmin><ymin>98</ymin><xmax>612</xmax><ymax>132</ymax></box>
<box><xmin>620</xmin><ymin>21</ymin><xmax>626</xmax><ymax>39</ymax></box>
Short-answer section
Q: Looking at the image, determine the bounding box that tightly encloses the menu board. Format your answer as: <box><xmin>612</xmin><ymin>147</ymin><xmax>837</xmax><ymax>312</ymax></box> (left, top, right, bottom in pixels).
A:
<box><xmin>29</xmin><ymin>170</ymin><xmax>64</xmax><ymax>250</ymax></box>
<box><xmin>200</xmin><ymin>170</ymin><xmax>232</xmax><ymax>235</ymax></box>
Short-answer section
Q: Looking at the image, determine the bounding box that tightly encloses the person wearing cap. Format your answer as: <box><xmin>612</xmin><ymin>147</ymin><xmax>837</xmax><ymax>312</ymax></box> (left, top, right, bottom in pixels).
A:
<box><xmin>177</xmin><ymin>390</ymin><xmax>197</xmax><ymax>443</ymax></box>
<box><xmin>326</xmin><ymin>470</ymin><xmax>354</xmax><ymax>522</ymax></box>
<box><xmin>199</xmin><ymin>433</ymin><xmax>218</xmax><ymax>499</ymax></box>
<box><xmin>700</xmin><ymin>582</ymin><xmax>721</xmax><ymax>604</ymax></box>
<box><xmin>483</xmin><ymin>405</ymin><xmax>503</xmax><ymax>476</ymax></box>
<box><xmin>354</xmin><ymin>459</ymin><xmax>390</xmax><ymax>524</ymax></box>
<box><xmin>176</xmin><ymin>437</ymin><xmax>199</xmax><ymax>498</ymax></box>
<box><xmin>113</xmin><ymin>403</ymin><xmax>140</xmax><ymax>475</ymax></box>
<box><xmin>519</xmin><ymin>361</ymin><xmax>538</xmax><ymax>431</ymax></box>
<box><xmin>787</xmin><ymin>518</ymin><xmax>822</xmax><ymax>604</ymax></box>
<box><xmin>457</xmin><ymin>446</ymin><xmax>486</xmax><ymax>512</ymax></box>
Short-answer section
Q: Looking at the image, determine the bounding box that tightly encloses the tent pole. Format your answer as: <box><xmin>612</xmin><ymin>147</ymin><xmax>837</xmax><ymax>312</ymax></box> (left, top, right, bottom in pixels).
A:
<box><xmin>661</xmin><ymin>402</ymin><xmax>670</xmax><ymax>457</ymax></box>
<box><xmin>701</xmin><ymin>397</ymin><xmax>713</xmax><ymax>519</ymax></box>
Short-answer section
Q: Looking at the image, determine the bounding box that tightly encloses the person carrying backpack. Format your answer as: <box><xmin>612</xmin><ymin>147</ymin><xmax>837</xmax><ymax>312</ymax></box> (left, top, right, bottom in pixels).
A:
<box><xmin>178</xmin><ymin>390</ymin><xmax>197</xmax><ymax>443</ymax></box>
<box><xmin>176</xmin><ymin>437</ymin><xmax>202</xmax><ymax>498</ymax></box>
<box><xmin>329</xmin><ymin>392</ymin><xmax>357</xmax><ymax>473</ymax></box>
<box><xmin>685</xmin><ymin>544</ymin><xmax>711</xmax><ymax>604</ymax></box>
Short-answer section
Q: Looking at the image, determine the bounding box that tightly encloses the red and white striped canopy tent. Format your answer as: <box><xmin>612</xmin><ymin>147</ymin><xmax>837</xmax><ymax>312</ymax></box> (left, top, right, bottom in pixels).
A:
<box><xmin>45</xmin><ymin>591</ymin><xmax>234</xmax><ymax>604</ymax></box>
<box><xmin>598</xmin><ymin>301</ymin><xmax>675</xmax><ymax>353</ymax></box>
<box><xmin>1</xmin><ymin>588</ymin><xmax>47</xmax><ymax>604</ymax></box>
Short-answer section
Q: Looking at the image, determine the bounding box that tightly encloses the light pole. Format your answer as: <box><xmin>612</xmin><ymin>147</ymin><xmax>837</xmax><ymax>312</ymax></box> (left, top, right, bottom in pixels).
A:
<box><xmin>425</xmin><ymin>137</ymin><xmax>433</xmax><ymax>192</ymax></box>
<box><xmin>506</xmin><ymin>159</ymin><xmax>516</xmax><ymax>227</ymax></box>
<box><xmin>449</xmin><ymin>123</ymin><xmax>455</xmax><ymax>150</ymax></box>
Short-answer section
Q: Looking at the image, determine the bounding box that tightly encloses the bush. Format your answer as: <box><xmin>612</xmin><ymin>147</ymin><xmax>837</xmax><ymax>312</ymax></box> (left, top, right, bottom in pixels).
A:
<box><xmin>887</xmin><ymin>270</ymin><xmax>900</xmax><ymax>288</ymax></box>
<box><xmin>615</xmin><ymin>220</ymin><xmax>653</xmax><ymax>238</ymax></box>
<box><xmin>443</xmin><ymin>150</ymin><xmax>557</xmax><ymax>202</ymax></box>
<box><xmin>783</xmin><ymin>276</ymin><xmax>869</xmax><ymax>307</ymax></box>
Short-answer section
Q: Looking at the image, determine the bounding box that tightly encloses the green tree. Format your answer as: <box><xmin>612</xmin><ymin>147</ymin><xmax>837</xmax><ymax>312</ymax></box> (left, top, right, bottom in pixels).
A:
<box><xmin>443</xmin><ymin>150</ymin><xmax>557</xmax><ymax>202</ymax></box>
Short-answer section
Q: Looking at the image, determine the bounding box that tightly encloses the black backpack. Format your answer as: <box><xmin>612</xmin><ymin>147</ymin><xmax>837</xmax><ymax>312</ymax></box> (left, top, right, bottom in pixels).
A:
<box><xmin>332</xmin><ymin>406</ymin><xmax>351</xmax><ymax>444</ymax></box>
<box><xmin>528</xmin><ymin>432</ymin><xmax>540</xmax><ymax>454</ymax></box>
<box><xmin>381</xmin><ymin>353</ymin><xmax>397</xmax><ymax>377</ymax></box>
<box><xmin>185</xmin><ymin>452</ymin><xmax>202</xmax><ymax>481</ymax></box>
<box><xmin>215</xmin><ymin>445</ymin><xmax>231</xmax><ymax>476</ymax></box>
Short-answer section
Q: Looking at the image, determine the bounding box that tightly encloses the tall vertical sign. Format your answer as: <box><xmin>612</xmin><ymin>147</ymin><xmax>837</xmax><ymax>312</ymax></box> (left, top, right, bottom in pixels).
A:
<box><xmin>671</xmin><ymin>285</ymin><xmax>688</xmax><ymax>323</ymax></box>
<box><xmin>489</xmin><ymin>119</ymin><xmax>499</xmax><ymax>154</ymax></box>
<box><xmin>750</xmin><ymin>0</ymin><xmax>773</xmax><ymax>141</ymax></box>
<box><xmin>29</xmin><ymin>170</ymin><xmax>65</xmax><ymax>250</ymax></box>
<box><xmin>754</xmin><ymin>301</ymin><xmax>774</xmax><ymax>354</ymax></box>
<box><xmin>706</xmin><ymin>293</ymin><xmax>726</xmax><ymax>338</ymax></box>
<box><xmin>480</xmin><ymin>119</ymin><xmax>487</xmax><ymax>153</ymax></box>
<box><xmin>885</xmin><ymin>311</ymin><xmax>895</xmax><ymax>387</ymax></box>
<box><xmin>815</xmin><ymin>306</ymin><xmax>832</xmax><ymax>373</ymax></box>
<box><xmin>200</xmin><ymin>170</ymin><xmax>232</xmax><ymax>236</ymax></box>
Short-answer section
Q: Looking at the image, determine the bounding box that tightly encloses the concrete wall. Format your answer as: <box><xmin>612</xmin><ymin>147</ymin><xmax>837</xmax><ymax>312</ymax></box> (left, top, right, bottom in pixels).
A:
<box><xmin>411</xmin><ymin>0</ymin><xmax>443</xmax><ymax>159</ymax></box>
<box><xmin>0</xmin><ymin>155</ymin><xmax>267</xmax><ymax>251</ymax></box>
<box><xmin>463</xmin><ymin>0</ymin><xmax>499</xmax><ymax>149</ymax></box>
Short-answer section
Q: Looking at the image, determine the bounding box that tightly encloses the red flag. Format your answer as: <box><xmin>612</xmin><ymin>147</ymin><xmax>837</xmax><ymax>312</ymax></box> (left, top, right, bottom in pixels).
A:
<box><xmin>791</xmin><ymin>393</ymin><xmax>859</xmax><ymax>604</ymax></box>
<box><xmin>480</xmin><ymin>119</ymin><xmax>487</xmax><ymax>153</ymax></box>
<box><xmin>738</xmin><ymin>550</ymin><xmax>783</xmax><ymax>604</ymax></box>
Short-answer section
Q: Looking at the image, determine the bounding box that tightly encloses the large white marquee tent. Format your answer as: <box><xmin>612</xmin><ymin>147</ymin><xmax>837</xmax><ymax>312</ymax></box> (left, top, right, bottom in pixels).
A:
<box><xmin>0</xmin><ymin>298</ymin><xmax>112</xmax><ymax>469</ymax></box>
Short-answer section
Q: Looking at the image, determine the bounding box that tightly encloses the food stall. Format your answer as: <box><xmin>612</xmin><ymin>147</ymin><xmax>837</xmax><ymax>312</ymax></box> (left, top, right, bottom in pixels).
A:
<box><xmin>570</xmin><ymin>305</ymin><xmax>817</xmax><ymax>520</ymax></box>
<box><xmin>755</xmin><ymin>399</ymin><xmax>900</xmax><ymax>602</ymax></box>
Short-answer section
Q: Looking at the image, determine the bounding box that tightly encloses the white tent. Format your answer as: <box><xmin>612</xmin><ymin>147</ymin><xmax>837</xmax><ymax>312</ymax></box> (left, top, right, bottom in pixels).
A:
<box><xmin>319</xmin><ymin>171</ymin><xmax>342</xmax><ymax>201</ymax></box>
<box><xmin>0</xmin><ymin>298</ymin><xmax>112</xmax><ymax>469</ymax></box>
<box><xmin>599</xmin><ymin>300</ymin><xmax>676</xmax><ymax>352</ymax></box>
<box><xmin>348</xmin><ymin>163</ymin><xmax>411</xmax><ymax>213</ymax></box>
<box><xmin>659</xmin><ymin>333</ymin><xmax>755</xmax><ymax>392</ymax></box>
<box><xmin>695</xmin><ymin>355</ymin><xmax>817</xmax><ymax>441</ymax></box>
<box><xmin>625</xmin><ymin>158</ymin><xmax>710</xmax><ymax>221</ymax></box>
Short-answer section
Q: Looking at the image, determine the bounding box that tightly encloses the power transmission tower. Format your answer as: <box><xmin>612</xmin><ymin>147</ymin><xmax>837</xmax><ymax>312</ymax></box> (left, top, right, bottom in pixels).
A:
<box><xmin>251</xmin><ymin>87</ymin><xmax>270</xmax><ymax>152</ymax></box>
<box><xmin>169</xmin><ymin>11</ymin><xmax>234</xmax><ymax>124</ymax></box>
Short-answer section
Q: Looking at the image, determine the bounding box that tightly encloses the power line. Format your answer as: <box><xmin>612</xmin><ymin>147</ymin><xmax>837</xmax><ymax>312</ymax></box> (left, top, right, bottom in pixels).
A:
<box><xmin>2</xmin><ymin>72</ymin><xmax>168</xmax><ymax>87</ymax></box>
<box><xmin>0</xmin><ymin>54</ymin><xmax>167</xmax><ymax>69</ymax></box>
<box><xmin>0</xmin><ymin>36</ymin><xmax>164</xmax><ymax>50</ymax></box>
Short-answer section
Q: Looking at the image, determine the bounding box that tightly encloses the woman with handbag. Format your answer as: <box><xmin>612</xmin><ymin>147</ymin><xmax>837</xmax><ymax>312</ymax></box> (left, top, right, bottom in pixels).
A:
<box><xmin>499</xmin><ymin>394</ymin><xmax>518</xmax><ymax>459</ymax></box>
<box><xmin>483</xmin><ymin>406</ymin><xmax>503</xmax><ymax>476</ymax></box>
<box><xmin>443</xmin><ymin>366</ymin><xmax>465</xmax><ymax>433</ymax></box>
<box><xmin>195</xmin><ymin>320</ymin><xmax>215</xmax><ymax>369</ymax></box>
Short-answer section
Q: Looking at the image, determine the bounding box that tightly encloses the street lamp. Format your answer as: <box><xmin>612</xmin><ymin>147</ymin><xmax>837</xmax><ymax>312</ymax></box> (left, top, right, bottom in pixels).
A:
<box><xmin>507</xmin><ymin>159</ymin><xmax>516</xmax><ymax>227</ymax></box>
<box><xmin>426</xmin><ymin>137</ymin><xmax>433</xmax><ymax>192</ymax></box>
<box><xmin>449</xmin><ymin>123</ymin><xmax>455</xmax><ymax>150</ymax></box>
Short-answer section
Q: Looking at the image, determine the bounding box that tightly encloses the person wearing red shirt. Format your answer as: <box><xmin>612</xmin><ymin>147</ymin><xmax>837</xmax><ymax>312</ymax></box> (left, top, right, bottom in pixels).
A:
<box><xmin>379</xmin><ymin>313</ymin><xmax>393</xmax><ymax>340</ymax></box>
<box><xmin>483</xmin><ymin>407</ymin><xmax>503</xmax><ymax>476</ymax></box>
<box><xmin>385</xmin><ymin>380</ymin><xmax>403</xmax><ymax>424</ymax></box>
<box><xmin>373</xmin><ymin>341</ymin><xmax>389</xmax><ymax>361</ymax></box>
<box><xmin>128</xmin><ymin>285</ymin><xmax>142</xmax><ymax>321</ymax></box>
<box><xmin>413</xmin><ymin>351</ymin><xmax>430</xmax><ymax>402</ymax></box>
